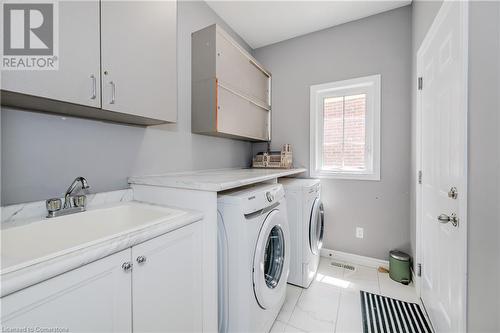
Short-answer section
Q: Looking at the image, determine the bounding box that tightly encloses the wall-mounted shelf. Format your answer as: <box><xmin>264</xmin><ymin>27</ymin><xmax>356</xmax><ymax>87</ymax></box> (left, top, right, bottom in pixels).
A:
<box><xmin>191</xmin><ymin>24</ymin><xmax>271</xmax><ymax>142</ymax></box>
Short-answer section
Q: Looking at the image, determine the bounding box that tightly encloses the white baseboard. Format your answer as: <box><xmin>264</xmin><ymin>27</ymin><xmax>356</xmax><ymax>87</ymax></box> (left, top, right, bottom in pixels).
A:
<box><xmin>320</xmin><ymin>248</ymin><xmax>389</xmax><ymax>269</ymax></box>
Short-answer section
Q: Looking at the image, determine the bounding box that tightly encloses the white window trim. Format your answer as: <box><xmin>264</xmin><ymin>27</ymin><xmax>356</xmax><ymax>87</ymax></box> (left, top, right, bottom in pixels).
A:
<box><xmin>310</xmin><ymin>74</ymin><xmax>381</xmax><ymax>181</ymax></box>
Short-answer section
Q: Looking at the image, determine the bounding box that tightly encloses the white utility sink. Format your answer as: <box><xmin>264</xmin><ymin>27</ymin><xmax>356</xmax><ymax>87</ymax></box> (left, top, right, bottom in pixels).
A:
<box><xmin>1</xmin><ymin>202</ymin><xmax>189</xmax><ymax>273</ymax></box>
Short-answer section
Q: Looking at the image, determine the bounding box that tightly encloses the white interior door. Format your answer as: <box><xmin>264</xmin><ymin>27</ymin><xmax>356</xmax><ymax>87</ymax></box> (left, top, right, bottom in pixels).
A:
<box><xmin>416</xmin><ymin>2</ymin><xmax>468</xmax><ymax>332</ymax></box>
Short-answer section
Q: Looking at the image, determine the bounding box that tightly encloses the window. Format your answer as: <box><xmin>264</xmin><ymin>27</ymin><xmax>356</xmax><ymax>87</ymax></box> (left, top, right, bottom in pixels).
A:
<box><xmin>310</xmin><ymin>75</ymin><xmax>381</xmax><ymax>180</ymax></box>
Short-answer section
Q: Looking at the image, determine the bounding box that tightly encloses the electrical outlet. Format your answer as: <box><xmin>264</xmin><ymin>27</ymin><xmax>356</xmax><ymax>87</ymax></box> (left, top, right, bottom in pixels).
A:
<box><xmin>356</xmin><ymin>227</ymin><xmax>364</xmax><ymax>239</ymax></box>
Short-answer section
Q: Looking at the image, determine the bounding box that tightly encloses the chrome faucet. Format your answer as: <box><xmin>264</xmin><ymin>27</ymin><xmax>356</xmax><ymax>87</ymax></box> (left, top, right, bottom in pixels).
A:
<box><xmin>46</xmin><ymin>177</ymin><xmax>90</xmax><ymax>218</ymax></box>
<box><xmin>64</xmin><ymin>177</ymin><xmax>90</xmax><ymax>209</ymax></box>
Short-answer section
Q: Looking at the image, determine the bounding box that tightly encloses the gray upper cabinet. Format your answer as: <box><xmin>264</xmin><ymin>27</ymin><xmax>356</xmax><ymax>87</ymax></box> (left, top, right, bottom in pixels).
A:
<box><xmin>192</xmin><ymin>24</ymin><xmax>271</xmax><ymax>142</ymax></box>
<box><xmin>1</xmin><ymin>0</ymin><xmax>177</xmax><ymax>126</ymax></box>
<box><xmin>101</xmin><ymin>0</ymin><xmax>177</xmax><ymax>122</ymax></box>
<box><xmin>1</xmin><ymin>1</ymin><xmax>101</xmax><ymax>108</ymax></box>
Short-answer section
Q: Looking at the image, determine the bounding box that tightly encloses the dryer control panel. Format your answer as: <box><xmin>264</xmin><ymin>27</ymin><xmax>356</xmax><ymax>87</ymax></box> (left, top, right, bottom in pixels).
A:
<box><xmin>308</xmin><ymin>183</ymin><xmax>320</xmax><ymax>195</ymax></box>
<box><xmin>218</xmin><ymin>183</ymin><xmax>285</xmax><ymax>216</ymax></box>
<box><xmin>243</xmin><ymin>185</ymin><xmax>284</xmax><ymax>215</ymax></box>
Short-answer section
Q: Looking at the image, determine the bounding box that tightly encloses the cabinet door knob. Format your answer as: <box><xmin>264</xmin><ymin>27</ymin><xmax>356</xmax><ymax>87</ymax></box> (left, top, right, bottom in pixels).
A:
<box><xmin>136</xmin><ymin>256</ymin><xmax>147</xmax><ymax>264</ymax></box>
<box><xmin>122</xmin><ymin>261</ymin><xmax>132</xmax><ymax>271</ymax></box>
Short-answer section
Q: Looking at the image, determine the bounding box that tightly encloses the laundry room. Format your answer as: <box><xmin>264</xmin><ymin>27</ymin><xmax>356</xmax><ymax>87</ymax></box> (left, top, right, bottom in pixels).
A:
<box><xmin>1</xmin><ymin>1</ymin><xmax>499</xmax><ymax>333</ymax></box>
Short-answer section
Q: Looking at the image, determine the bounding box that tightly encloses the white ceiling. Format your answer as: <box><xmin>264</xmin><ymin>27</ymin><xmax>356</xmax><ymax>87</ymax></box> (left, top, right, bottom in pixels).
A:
<box><xmin>205</xmin><ymin>1</ymin><xmax>411</xmax><ymax>49</ymax></box>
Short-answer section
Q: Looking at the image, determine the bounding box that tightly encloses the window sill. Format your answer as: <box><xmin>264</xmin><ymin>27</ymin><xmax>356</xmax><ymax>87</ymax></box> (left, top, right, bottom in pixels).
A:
<box><xmin>311</xmin><ymin>170</ymin><xmax>380</xmax><ymax>181</ymax></box>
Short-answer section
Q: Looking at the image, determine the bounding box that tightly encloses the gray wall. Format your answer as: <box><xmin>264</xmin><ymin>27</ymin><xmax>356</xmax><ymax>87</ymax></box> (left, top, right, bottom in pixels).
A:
<box><xmin>253</xmin><ymin>6</ymin><xmax>412</xmax><ymax>260</ymax></box>
<box><xmin>411</xmin><ymin>1</ymin><xmax>500</xmax><ymax>331</ymax></box>
<box><xmin>1</xmin><ymin>0</ymin><xmax>252</xmax><ymax>205</ymax></box>
<box><xmin>467</xmin><ymin>2</ymin><xmax>500</xmax><ymax>331</ymax></box>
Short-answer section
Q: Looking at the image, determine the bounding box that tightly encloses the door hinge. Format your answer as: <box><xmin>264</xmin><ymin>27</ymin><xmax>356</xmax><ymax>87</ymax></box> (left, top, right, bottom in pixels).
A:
<box><xmin>418</xmin><ymin>77</ymin><xmax>423</xmax><ymax>90</ymax></box>
<box><xmin>417</xmin><ymin>263</ymin><xmax>422</xmax><ymax>277</ymax></box>
<box><xmin>418</xmin><ymin>170</ymin><xmax>423</xmax><ymax>184</ymax></box>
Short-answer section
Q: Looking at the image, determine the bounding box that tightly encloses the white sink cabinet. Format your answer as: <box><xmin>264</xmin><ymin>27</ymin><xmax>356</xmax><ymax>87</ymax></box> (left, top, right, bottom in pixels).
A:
<box><xmin>1</xmin><ymin>248</ymin><xmax>132</xmax><ymax>332</ymax></box>
<box><xmin>1</xmin><ymin>214</ymin><xmax>204</xmax><ymax>332</ymax></box>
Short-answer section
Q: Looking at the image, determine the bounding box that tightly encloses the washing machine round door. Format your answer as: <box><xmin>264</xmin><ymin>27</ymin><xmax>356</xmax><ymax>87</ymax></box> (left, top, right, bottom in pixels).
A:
<box><xmin>253</xmin><ymin>209</ymin><xmax>290</xmax><ymax>310</ymax></box>
<box><xmin>309</xmin><ymin>198</ymin><xmax>324</xmax><ymax>255</ymax></box>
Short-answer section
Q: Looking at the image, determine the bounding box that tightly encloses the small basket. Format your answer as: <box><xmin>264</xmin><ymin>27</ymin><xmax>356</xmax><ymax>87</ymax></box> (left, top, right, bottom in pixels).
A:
<box><xmin>252</xmin><ymin>144</ymin><xmax>293</xmax><ymax>169</ymax></box>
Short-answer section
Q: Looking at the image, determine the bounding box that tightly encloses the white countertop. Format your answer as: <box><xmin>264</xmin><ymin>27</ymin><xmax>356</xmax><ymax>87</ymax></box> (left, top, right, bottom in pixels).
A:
<box><xmin>128</xmin><ymin>168</ymin><xmax>307</xmax><ymax>192</ymax></box>
<box><xmin>1</xmin><ymin>201</ymin><xmax>203</xmax><ymax>297</ymax></box>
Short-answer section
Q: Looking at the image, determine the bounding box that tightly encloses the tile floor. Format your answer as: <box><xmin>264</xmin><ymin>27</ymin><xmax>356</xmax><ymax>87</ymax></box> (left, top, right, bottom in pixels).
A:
<box><xmin>271</xmin><ymin>258</ymin><xmax>418</xmax><ymax>333</ymax></box>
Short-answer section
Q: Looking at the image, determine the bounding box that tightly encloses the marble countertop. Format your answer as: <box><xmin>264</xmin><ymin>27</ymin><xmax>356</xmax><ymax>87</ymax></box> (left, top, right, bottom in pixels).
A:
<box><xmin>128</xmin><ymin>168</ymin><xmax>307</xmax><ymax>192</ymax></box>
<box><xmin>1</xmin><ymin>201</ymin><xmax>203</xmax><ymax>297</ymax></box>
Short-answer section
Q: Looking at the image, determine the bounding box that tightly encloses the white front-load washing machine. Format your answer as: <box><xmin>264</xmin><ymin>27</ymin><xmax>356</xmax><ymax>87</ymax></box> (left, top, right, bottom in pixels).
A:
<box><xmin>279</xmin><ymin>178</ymin><xmax>324</xmax><ymax>288</ymax></box>
<box><xmin>217</xmin><ymin>183</ymin><xmax>290</xmax><ymax>333</ymax></box>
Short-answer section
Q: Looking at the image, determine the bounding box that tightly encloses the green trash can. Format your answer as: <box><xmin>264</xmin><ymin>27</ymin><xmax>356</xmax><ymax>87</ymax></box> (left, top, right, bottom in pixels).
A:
<box><xmin>389</xmin><ymin>250</ymin><xmax>411</xmax><ymax>285</ymax></box>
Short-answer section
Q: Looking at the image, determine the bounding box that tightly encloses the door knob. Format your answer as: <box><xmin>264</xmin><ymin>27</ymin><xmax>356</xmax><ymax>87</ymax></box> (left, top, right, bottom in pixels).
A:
<box><xmin>437</xmin><ymin>213</ymin><xmax>459</xmax><ymax>227</ymax></box>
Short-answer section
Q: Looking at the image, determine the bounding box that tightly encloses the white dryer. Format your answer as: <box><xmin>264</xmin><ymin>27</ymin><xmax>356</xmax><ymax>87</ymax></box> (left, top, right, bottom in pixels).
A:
<box><xmin>279</xmin><ymin>178</ymin><xmax>324</xmax><ymax>288</ymax></box>
<box><xmin>217</xmin><ymin>183</ymin><xmax>290</xmax><ymax>333</ymax></box>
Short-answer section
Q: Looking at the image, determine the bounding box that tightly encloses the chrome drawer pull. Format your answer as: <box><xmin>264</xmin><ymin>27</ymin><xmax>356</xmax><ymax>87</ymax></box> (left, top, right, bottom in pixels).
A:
<box><xmin>110</xmin><ymin>81</ymin><xmax>116</xmax><ymax>104</ymax></box>
<box><xmin>90</xmin><ymin>74</ymin><xmax>96</xmax><ymax>100</ymax></box>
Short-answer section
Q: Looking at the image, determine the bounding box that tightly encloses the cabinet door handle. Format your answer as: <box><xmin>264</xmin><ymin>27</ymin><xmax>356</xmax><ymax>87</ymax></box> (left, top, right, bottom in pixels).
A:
<box><xmin>90</xmin><ymin>74</ymin><xmax>96</xmax><ymax>100</ymax></box>
<box><xmin>109</xmin><ymin>81</ymin><xmax>116</xmax><ymax>104</ymax></box>
<box><xmin>136</xmin><ymin>256</ymin><xmax>147</xmax><ymax>264</ymax></box>
<box><xmin>122</xmin><ymin>261</ymin><xmax>132</xmax><ymax>271</ymax></box>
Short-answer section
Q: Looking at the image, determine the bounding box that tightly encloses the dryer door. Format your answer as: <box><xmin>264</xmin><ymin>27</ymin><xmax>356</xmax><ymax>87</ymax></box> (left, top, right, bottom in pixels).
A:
<box><xmin>309</xmin><ymin>198</ymin><xmax>324</xmax><ymax>255</ymax></box>
<box><xmin>253</xmin><ymin>209</ymin><xmax>290</xmax><ymax>310</ymax></box>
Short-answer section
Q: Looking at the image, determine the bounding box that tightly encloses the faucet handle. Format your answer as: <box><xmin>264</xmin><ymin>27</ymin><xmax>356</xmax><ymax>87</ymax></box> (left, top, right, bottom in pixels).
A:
<box><xmin>72</xmin><ymin>195</ymin><xmax>87</xmax><ymax>208</ymax></box>
<box><xmin>46</xmin><ymin>198</ymin><xmax>62</xmax><ymax>213</ymax></box>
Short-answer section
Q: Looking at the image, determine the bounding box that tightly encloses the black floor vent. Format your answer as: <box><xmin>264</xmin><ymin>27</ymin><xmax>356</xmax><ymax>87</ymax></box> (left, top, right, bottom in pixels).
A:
<box><xmin>330</xmin><ymin>261</ymin><xmax>355</xmax><ymax>271</ymax></box>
